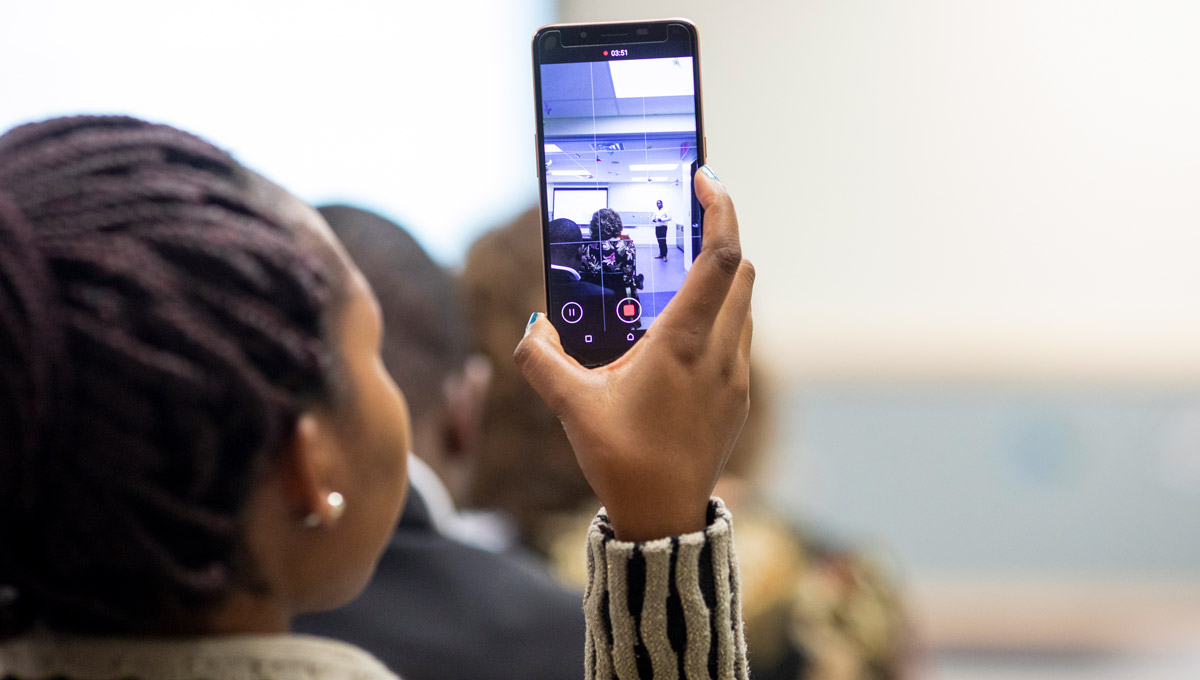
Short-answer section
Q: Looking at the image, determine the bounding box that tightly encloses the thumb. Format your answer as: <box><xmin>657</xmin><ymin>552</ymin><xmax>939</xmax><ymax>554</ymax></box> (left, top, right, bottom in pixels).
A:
<box><xmin>513</xmin><ymin>313</ymin><xmax>589</xmax><ymax>416</ymax></box>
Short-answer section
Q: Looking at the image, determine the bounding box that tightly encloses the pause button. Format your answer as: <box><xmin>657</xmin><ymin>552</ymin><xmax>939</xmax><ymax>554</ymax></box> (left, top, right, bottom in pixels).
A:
<box><xmin>560</xmin><ymin>301</ymin><xmax>583</xmax><ymax>324</ymax></box>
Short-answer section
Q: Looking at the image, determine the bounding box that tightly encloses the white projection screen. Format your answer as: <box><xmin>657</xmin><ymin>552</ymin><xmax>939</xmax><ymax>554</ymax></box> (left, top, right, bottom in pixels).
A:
<box><xmin>552</xmin><ymin>188</ymin><xmax>608</xmax><ymax>227</ymax></box>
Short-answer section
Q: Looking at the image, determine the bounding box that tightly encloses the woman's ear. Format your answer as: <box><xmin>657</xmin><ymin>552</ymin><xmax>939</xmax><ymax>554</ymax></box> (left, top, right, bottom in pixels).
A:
<box><xmin>277</xmin><ymin>412</ymin><xmax>343</xmax><ymax>528</ymax></box>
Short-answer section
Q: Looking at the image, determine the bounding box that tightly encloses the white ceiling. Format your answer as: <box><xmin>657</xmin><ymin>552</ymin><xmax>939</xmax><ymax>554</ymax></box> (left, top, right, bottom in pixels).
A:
<box><xmin>541</xmin><ymin>59</ymin><xmax>698</xmax><ymax>184</ymax></box>
<box><xmin>541</xmin><ymin>61</ymin><xmax>696</xmax><ymax>119</ymax></box>
<box><xmin>545</xmin><ymin>135</ymin><xmax>697</xmax><ymax>183</ymax></box>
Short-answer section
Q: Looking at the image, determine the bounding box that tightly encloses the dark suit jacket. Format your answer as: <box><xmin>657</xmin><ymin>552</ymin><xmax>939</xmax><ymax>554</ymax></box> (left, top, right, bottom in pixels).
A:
<box><xmin>294</xmin><ymin>488</ymin><xmax>586</xmax><ymax>680</ymax></box>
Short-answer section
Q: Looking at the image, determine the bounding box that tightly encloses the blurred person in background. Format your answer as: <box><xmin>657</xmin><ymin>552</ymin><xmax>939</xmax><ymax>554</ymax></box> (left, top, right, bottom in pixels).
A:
<box><xmin>461</xmin><ymin>209</ymin><xmax>594</xmax><ymax>547</ymax></box>
<box><xmin>461</xmin><ymin>208</ymin><xmax>911</xmax><ymax>680</ymax></box>
<box><xmin>293</xmin><ymin>205</ymin><xmax>585</xmax><ymax>680</ymax></box>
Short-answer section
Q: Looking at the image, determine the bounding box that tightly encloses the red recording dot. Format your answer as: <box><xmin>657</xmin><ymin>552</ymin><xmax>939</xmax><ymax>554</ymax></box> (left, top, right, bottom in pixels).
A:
<box><xmin>603</xmin><ymin>50</ymin><xmax>609</xmax><ymax>56</ymax></box>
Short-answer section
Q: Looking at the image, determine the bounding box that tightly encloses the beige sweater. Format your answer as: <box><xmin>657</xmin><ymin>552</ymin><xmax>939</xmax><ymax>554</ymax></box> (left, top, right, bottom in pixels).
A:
<box><xmin>0</xmin><ymin>500</ymin><xmax>748</xmax><ymax>680</ymax></box>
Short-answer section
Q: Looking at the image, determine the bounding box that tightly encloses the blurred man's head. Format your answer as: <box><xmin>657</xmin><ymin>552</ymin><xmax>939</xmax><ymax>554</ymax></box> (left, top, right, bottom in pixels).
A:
<box><xmin>460</xmin><ymin>209</ymin><xmax>592</xmax><ymax>539</ymax></box>
<box><xmin>656</xmin><ymin>200</ymin><xmax>663</xmax><ymax>209</ymax></box>
<box><xmin>318</xmin><ymin>205</ymin><xmax>491</xmax><ymax>506</ymax></box>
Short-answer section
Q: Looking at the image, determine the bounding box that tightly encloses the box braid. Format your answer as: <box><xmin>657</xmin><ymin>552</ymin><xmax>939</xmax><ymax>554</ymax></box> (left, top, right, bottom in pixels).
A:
<box><xmin>0</xmin><ymin>116</ymin><xmax>343</xmax><ymax>636</ymax></box>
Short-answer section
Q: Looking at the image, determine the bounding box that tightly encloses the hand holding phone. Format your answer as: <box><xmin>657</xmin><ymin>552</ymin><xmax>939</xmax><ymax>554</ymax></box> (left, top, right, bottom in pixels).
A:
<box><xmin>516</xmin><ymin>168</ymin><xmax>754</xmax><ymax>542</ymax></box>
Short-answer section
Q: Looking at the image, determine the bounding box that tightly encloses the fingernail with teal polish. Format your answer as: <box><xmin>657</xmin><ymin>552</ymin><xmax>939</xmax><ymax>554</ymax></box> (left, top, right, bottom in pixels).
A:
<box><xmin>700</xmin><ymin>165</ymin><xmax>720</xmax><ymax>181</ymax></box>
<box><xmin>526</xmin><ymin>312</ymin><xmax>540</xmax><ymax>330</ymax></box>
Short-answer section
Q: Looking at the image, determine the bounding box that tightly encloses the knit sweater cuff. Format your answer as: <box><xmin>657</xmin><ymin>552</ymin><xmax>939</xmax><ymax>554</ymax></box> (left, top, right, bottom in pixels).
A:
<box><xmin>584</xmin><ymin>499</ymin><xmax>749</xmax><ymax>680</ymax></box>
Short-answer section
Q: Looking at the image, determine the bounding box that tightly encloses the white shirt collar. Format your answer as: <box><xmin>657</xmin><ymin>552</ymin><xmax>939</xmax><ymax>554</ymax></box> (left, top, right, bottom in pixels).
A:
<box><xmin>549</xmin><ymin>264</ymin><xmax>581</xmax><ymax>281</ymax></box>
<box><xmin>405</xmin><ymin>452</ymin><xmax>518</xmax><ymax>553</ymax></box>
<box><xmin>404</xmin><ymin>452</ymin><xmax>458</xmax><ymax>537</ymax></box>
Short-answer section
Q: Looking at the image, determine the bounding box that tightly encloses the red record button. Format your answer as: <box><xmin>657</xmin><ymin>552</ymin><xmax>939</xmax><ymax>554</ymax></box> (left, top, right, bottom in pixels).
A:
<box><xmin>615</xmin><ymin>297</ymin><xmax>641</xmax><ymax>324</ymax></box>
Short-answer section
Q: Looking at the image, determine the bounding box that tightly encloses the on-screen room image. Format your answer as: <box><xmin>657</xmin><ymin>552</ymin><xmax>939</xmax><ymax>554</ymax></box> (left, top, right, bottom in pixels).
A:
<box><xmin>540</xmin><ymin>56</ymin><xmax>698</xmax><ymax>342</ymax></box>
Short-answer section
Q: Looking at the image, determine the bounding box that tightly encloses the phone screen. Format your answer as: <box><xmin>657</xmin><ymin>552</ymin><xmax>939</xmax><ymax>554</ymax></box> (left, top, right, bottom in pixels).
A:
<box><xmin>533</xmin><ymin>21</ymin><xmax>703</xmax><ymax>366</ymax></box>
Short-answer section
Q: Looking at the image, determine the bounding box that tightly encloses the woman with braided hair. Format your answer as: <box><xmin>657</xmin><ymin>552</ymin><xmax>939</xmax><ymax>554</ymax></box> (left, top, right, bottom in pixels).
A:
<box><xmin>0</xmin><ymin>116</ymin><xmax>756</xmax><ymax>680</ymax></box>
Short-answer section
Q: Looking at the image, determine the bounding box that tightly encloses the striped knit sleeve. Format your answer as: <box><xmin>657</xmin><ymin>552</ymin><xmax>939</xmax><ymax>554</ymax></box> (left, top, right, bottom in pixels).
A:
<box><xmin>584</xmin><ymin>498</ymin><xmax>749</xmax><ymax>680</ymax></box>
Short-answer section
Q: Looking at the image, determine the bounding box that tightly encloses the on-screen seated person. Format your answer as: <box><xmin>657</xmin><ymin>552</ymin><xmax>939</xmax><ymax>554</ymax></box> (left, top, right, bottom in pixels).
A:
<box><xmin>293</xmin><ymin>206</ymin><xmax>586</xmax><ymax>680</ymax></box>
<box><xmin>579</xmin><ymin>208</ymin><xmax>642</xmax><ymax>300</ymax></box>
<box><xmin>0</xmin><ymin>116</ymin><xmax>754</xmax><ymax>680</ymax></box>
<box><xmin>547</xmin><ymin>217</ymin><xmax>623</xmax><ymax>340</ymax></box>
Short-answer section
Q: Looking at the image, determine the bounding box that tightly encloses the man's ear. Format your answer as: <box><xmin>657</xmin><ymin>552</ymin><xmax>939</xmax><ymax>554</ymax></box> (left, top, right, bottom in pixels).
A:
<box><xmin>277</xmin><ymin>411</ymin><xmax>341</xmax><ymax>526</ymax></box>
<box><xmin>441</xmin><ymin>354</ymin><xmax>493</xmax><ymax>461</ymax></box>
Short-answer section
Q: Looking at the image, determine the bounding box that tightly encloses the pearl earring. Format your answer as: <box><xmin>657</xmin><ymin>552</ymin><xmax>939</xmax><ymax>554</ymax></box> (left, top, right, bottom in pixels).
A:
<box><xmin>303</xmin><ymin>491</ymin><xmax>346</xmax><ymax>528</ymax></box>
<box><xmin>327</xmin><ymin>491</ymin><xmax>345</xmax><ymax>520</ymax></box>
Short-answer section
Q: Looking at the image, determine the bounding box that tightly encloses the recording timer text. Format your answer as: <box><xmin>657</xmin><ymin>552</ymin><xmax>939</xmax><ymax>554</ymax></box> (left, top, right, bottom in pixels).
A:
<box><xmin>604</xmin><ymin>49</ymin><xmax>629</xmax><ymax>58</ymax></box>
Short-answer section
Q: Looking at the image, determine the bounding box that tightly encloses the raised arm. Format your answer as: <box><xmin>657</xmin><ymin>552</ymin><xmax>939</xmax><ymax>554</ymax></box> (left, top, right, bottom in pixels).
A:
<box><xmin>516</xmin><ymin>166</ymin><xmax>753</xmax><ymax>678</ymax></box>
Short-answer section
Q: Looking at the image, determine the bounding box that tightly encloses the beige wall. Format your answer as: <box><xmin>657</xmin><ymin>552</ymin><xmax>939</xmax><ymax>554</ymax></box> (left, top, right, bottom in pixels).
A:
<box><xmin>558</xmin><ymin>1</ymin><xmax>1200</xmax><ymax>384</ymax></box>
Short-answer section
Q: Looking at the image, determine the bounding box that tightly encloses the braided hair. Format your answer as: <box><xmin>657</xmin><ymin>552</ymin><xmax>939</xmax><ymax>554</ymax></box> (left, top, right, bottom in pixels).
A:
<box><xmin>0</xmin><ymin>116</ymin><xmax>344</xmax><ymax>635</ymax></box>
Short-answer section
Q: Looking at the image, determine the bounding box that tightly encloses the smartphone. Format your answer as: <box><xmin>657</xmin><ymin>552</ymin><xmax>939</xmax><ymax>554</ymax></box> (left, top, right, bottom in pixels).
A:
<box><xmin>532</xmin><ymin>19</ymin><xmax>705</xmax><ymax>367</ymax></box>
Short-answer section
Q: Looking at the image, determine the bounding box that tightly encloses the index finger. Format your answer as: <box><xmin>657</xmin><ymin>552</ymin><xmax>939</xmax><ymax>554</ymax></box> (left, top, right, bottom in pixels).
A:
<box><xmin>655</xmin><ymin>167</ymin><xmax>743</xmax><ymax>332</ymax></box>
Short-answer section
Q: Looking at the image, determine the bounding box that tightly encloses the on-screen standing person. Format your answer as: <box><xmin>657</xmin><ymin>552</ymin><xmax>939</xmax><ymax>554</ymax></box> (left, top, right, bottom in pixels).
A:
<box><xmin>293</xmin><ymin>206</ymin><xmax>586</xmax><ymax>680</ymax></box>
<box><xmin>652</xmin><ymin>199</ymin><xmax>671</xmax><ymax>262</ymax></box>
